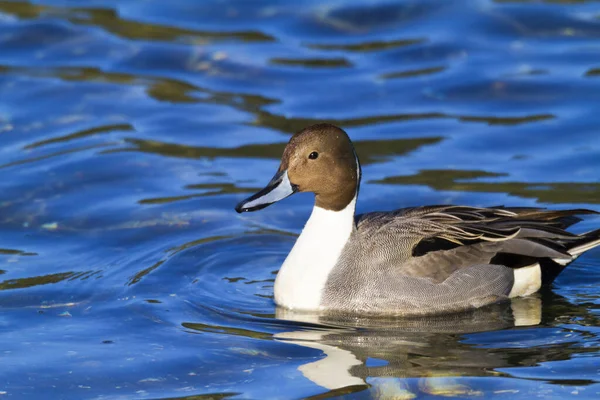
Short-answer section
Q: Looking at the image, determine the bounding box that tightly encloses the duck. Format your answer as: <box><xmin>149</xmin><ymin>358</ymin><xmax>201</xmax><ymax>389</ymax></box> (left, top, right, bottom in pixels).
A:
<box><xmin>235</xmin><ymin>123</ymin><xmax>600</xmax><ymax>316</ymax></box>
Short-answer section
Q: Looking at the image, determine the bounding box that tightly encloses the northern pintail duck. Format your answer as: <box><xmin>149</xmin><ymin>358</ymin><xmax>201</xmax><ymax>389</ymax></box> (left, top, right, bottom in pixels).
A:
<box><xmin>236</xmin><ymin>123</ymin><xmax>600</xmax><ymax>315</ymax></box>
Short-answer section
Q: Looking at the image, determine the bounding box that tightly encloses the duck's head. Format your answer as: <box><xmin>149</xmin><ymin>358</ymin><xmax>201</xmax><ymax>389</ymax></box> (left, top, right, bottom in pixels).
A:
<box><xmin>235</xmin><ymin>123</ymin><xmax>360</xmax><ymax>213</ymax></box>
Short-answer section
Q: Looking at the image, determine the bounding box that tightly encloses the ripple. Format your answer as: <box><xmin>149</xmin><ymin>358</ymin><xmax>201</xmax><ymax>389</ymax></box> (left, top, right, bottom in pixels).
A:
<box><xmin>252</xmin><ymin>110</ymin><xmax>557</xmax><ymax>134</ymax></box>
<box><xmin>182</xmin><ymin>321</ymin><xmax>272</xmax><ymax>339</ymax></box>
<box><xmin>0</xmin><ymin>248</ymin><xmax>37</xmax><ymax>256</ymax></box>
<box><xmin>458</xmin><ymin>114</ymin><xmax>555</xmax><ymax>125</ymax></box>
<box><xmin>139</xmin><ymin>183</ymin><xmax>260</xmax><ymax>205</ymax></box>
<box><xmin>0</xmin><ymin>142</ymin><xmax>116</xmax><ymax>170</ymax></box>
<box><xmin>481</xmin><ymin>5</ymin><xmax>600</xmax><ymax>39</ymax></box>
<box><xmin>375</xmin><ymin>169</ymin><xmax>600</xmax><ymax>204</ymax></box>
<box><xmin>0</xmin><ymin>271</ymin><xmax>98</xmax><ymax>291</ymax></box>
<box><xmin>0</xmin><ymin>2</ymin><xmax>275</xmax><ymax>44</ymax></box>
<box><xmin>107</xmin><ymin>136</ymin><xmax>443</xmax><ymax>166</ymax></box>
<box><xmin>307</xmin><ymin>38</ymin><xmax>425</xmax><ymax>52</ymax></box>
<box><xmin>270</xmin><ymin>57</ymin><xmax>352</xmax><ymax>68</ymax></box>
<box><xmin>585</xmin><ymin>67</ymin><xmax>600</xmax><ymax>77</ymax></box>
<box><xmin>316</xmin><ymin>2</ymin><xmax>443</xmax><ymax>33</ymax></box>
<box><xmin>380</xmin><ymin>65</ymin><xmax>446</xmax><ymax>79</ymax></box>
<box><xmin>25</xmin><ymin>123</ymin><xmax>134</xmax><ymax>149</ymax></box>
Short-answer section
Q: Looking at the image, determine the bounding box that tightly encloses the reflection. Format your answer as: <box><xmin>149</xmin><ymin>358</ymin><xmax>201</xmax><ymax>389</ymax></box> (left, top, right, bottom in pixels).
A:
<box><xmin>0</xmin><ymin>63</ymin><xmax>557</xmax><ymax>138</ymax></box>
<box><xmin>139</xmin><ymin>183</ymin><xmax>260</xmax><ymax>204</ymax></box>
<box><xmin>0</xmin><ymin>1</ymin><xmax>47</xmax><ymax>19</ymax></box>
<box><xmin>251</xmin><ymin>110</ymin><xmax>556</xmax><ymax>134</ymax></box>
<box><xmin>182</xmin><ymin>321</ymin><xmax>271</xmax><ymax>340</ymax></box>
<box><xmin>109</xmin><ymin>136</ymin><xmax>443</xmax><ymax>166</ymax></box>
<box><xmin>0</xmin><ymin>142</ymin><xmax>115</xmax><ymax>170</ymax></box>
<box><xmin>272</xmin><ymin>294</ymin><xmax>600</xmax><ymax>395</ymax></box>
<box><xmin>380</xmin><ymin>66</ymin><xmax>446</xmax><ymax>79</ymax></box>
<box><xmin>494</xmin><ymin>0</ymin><xmax>596</xmax><ymax>5</ymax></box>
<box><xmin>0</xmin><ymin>65</ymin><xmax>222</xmax><ymax>105</ymax></box>
<box><xmin>375</xmin><ymin>169</ymin><xmax>600</xmax><ymax>204</ymax></box>
<box><xmin>458</xmin><ymin>114</ymin><xmax>554</xmax><ymax>125</ymax></box>
<box><xmin>0</xmin><ymin>248</ymin><xmax>37</xmax><ymax>256</ymax></box>
<box><xmin>0</xmin><ymin>2</ymin><xmax>274</xmax><ymax>43</ymax></box>
<box><xmin>146</xmin><ymin>79</ymin><xmax>201</xmax><ymax>103</ymax></box>
<box><xmin>0</xmin><ymin>65</ymin><xmax>138</xmax><ymax>85</ymax></box>
<box><xmin>307</xmin><ymin>38</ymin><xmax>425</xmax><ymax>52</ymax></box>
<box><xmin>66</xmin><ymin>7</ymin><xmax>274</xmax><ymax>43</ymax></box>
<box><xmin>25</xmin><ymin>123</ymin><xmax>134</xmax><ymax>149</ymax></box>
<box><xmin>270</xmin><ymin>57</ymin><xmax>352</xmax><ymax>68</ymax></box>
<box><xmin>160</xmin><ymin>393</ymin><xmax>240</xmax><ymax>400</ymax></box>
<box><xmin>275</xmin><ymin>298</ymin><xmax>533</xmax><ymax>392</ymax></box>
<box><xmin>585</xmin><ymin>68</ymin><xmax>600</xmax><ymax>77</ymax></box>
<box><xmin>252</xmin><ymin>111</ymin><xmax>447</xmax><ymax>135</ymax></box>
<box><xmin>315</xmin><ymin>2</ymin><xmax>439</xmax><ymax>33</ymax></box>
<box><xmin>128</xmin><ymin>259</ymin><xmax>165</xmax><ymax>286</ymax></box>
<box><xmin>0</xmin><ymin>270</ymin><xmax>99</xmax><ymax>290</ymax></box>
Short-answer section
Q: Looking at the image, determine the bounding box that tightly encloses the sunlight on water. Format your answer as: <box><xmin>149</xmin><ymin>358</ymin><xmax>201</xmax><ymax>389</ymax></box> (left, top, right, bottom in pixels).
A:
<box><xmin>0</xmin><ymin>0</ymin><xmax>599</xmax><ymax>398</ymax></box>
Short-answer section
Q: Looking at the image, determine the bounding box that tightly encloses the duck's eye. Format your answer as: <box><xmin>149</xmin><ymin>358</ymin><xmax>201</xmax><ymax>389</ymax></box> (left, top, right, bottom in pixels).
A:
<box><xmin>308</xmin><ymin>151</ymin><xmax>319</xmax><ymax>160</ymax></box>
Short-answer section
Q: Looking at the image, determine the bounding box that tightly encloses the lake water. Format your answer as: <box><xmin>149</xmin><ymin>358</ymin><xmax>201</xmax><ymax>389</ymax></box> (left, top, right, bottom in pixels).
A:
<box><xmin>0</xmin><ymin>0</ymin><xmax>599</xmax><ymax>398</ymax></box>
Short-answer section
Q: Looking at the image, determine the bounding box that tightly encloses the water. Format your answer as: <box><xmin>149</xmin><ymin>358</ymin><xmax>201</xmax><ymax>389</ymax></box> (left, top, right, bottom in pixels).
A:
<box><xmin>0</xmin><ymin>0</ymin><xmax>599</xmax><ymax>398</ymax></box>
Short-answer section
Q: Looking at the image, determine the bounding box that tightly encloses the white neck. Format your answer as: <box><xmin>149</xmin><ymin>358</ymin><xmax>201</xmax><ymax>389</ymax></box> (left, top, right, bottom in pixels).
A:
<box><xmin>274</xmin><ymin>195</ymin><xmax>357</xmax><ymax>311</ymax></box>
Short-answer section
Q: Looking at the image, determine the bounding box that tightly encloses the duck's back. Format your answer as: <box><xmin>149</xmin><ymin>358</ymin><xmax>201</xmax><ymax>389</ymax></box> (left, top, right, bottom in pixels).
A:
<box><xmin>321</xmin><ymin>205</ymin><xmax>600</xmax><ymax>315</ymax></box>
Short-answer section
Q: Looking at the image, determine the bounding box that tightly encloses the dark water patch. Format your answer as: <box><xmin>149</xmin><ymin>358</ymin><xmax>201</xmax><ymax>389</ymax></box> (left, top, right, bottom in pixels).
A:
<box><xmin>108</xmin><ymin>136</ymin><xmax>443</xmax><ymax>166</ymax></box>
<box><xmin>69</xmin><ymin>7</ymin><xmax>275</xmax><ymax>43</ymax></box>
<box><xmin>0</xmin><ymin>1</ymin><xmax>48</xmax><ymax>19</ymax></box>
<box><xmin>24</xmin><ymin>123</ymin><xmax>134</xmax><ymax>149</ymax></box>
<box><xmin>380</xmin><ymin>65</ymin><xmax>446</xmax><ymax>79</ymax></box>
<box><xmin>182</xmin><ymin>322</ymin><xmax>272</xmax><ymax>340</ymax></box>
<box><xmin>0</xmin><ymin>2</ymin><xmax>275</xmax><ymax>44</ymax></box>
<box><xmin>128</xmin><ymin>259</ymin><xmax>165</xmax><ymax>286</ymax></box>
<box><xmin>458</xmin><ymin>113</ymin><xmax>555</xmax><ymax>125</ymax></box>
<box><xmin>0</xmin><ymin>248</ymin><xmax>37</xmax><ymax>256</ymax></box>
<box><xmin>375</xmin><ymin>169</ymin><xmax>600</xmax><ymax>204</ymax></box>
<box><xmin>270</xmin><ymin>57</ymin><xmax>352</xmax><ymax>68</ymax></box>
<box><xmin>0</xmin><ymin>64</ymin><xmax>200</xmax><ymax>106</ymax></box>
<box><xmin>494</xmin><ymin>1</ymin><xmax>594</xmax><ymax>4</ymax></box>
<box><xmin>307</xmin><ymin>37</ymin><xmax>425</xmax><ymax>52</ymax></box>
<box><xmin>255</xmin><ymin>110</ymin><xmax>557</xmax><ymax>135</ymax></box>
<box><xmin>12</xmin><ymin>65</ymin><xmax>272</xmax><ymax>107</ymax></box>
<box><xmin>0</xmin><ymin>19</ymin><xmax>81</xmax><ymax>50</ymax></box>
<box><xmin>252</xmin><ymin>110</ymin><xmax>448</xmax><ymax>134</ymax></box>
<box><xmin>0</xmin><ymin>271</ymin><xmax>80</xmax><ymax>290</ymax></box>
<box><xmin>139</xmin><ymin>183</ymin><xmax>261</xmax><ymax>205</ymax></box>
<box><xmin>585</xmin><ymin>67</ymin><xmax>600</xmax><ymax>76</ymax></box>
<box><xmin>163</xmin><ymin>394</ymin><xmax>241</xmax><ymax>400</ymax></box>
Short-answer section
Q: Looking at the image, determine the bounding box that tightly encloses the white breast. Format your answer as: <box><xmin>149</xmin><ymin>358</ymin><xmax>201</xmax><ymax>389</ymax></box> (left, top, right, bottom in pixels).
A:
<box><xmin>274</xmin><ymin>196</ymin><xmax>356</xmax><ymax>311</ymax></box>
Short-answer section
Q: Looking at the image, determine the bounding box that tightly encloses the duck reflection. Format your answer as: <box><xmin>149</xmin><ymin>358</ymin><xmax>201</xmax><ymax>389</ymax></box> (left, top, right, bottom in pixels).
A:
<box><xmin>274</xmin><ymin>296</ymin><xmax>543</xmax><ymax>392</ymax></box>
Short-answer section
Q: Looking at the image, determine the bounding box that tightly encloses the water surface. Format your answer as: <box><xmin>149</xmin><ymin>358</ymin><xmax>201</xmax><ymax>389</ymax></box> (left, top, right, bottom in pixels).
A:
<box><xmin>0</xmin><ymin>0</ymin><xmax>599</xmax><ymax>398</ymax></box>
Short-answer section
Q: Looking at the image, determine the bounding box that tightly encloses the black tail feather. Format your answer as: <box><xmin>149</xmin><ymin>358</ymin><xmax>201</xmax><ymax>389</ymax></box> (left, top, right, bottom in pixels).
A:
<box><xmin>541</xmin><ymin>228</ymin><xmax>600</xmax><ymax>285</ymax></box>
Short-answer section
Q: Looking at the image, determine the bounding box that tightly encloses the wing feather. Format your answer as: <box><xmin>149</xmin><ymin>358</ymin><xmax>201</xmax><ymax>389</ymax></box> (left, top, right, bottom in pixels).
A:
<box><xmin>355</xmin><ymin>205</ymin><xmax>598</xmax><ymax>284</ymax></box>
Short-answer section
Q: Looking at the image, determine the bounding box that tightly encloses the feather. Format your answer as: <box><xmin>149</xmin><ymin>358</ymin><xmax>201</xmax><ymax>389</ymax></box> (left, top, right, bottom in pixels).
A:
<box><xmin>357</xmin><ymin>205</ymin><xmax>599</xmax><ymax>285</ymax></box>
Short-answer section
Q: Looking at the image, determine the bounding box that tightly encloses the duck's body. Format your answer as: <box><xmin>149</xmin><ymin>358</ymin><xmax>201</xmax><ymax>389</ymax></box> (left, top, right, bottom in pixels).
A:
<box><xmin>276</xmin><ymin>199</ymin><xmax>598</xmax><ymax>315</ymax></box>
<box><xmin>236</xmin><ymin>123</ymin><xmax>600</xmax><ymax>316</ymax></box>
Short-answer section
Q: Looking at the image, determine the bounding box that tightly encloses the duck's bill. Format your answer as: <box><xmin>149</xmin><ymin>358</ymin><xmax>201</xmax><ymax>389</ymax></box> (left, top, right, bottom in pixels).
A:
<box><xmin>235</xmin><ymin>170</ymin><xmax>298</xmax><ymax>213</ymax></box>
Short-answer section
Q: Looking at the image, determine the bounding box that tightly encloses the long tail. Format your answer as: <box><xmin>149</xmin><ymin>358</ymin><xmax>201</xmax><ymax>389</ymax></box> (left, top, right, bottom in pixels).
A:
<box><xmin>542</xmin><ymin>228</ymin><xmax>600</xmax><ymax>284</ymax></box>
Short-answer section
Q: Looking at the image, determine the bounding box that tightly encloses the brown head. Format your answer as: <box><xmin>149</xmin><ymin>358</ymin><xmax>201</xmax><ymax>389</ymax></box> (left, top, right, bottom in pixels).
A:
<box><xmin>235</xmin><ymin>123</ymin><xmax>360</xmax><ymax>213</ymax></box>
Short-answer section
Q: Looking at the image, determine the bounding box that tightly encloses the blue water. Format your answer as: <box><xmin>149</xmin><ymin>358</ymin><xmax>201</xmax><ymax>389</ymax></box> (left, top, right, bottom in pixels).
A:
<box><xmin>0</xmin><ymin>0</ymin><xmax>599</xmax><ymax>398</ymax></box>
